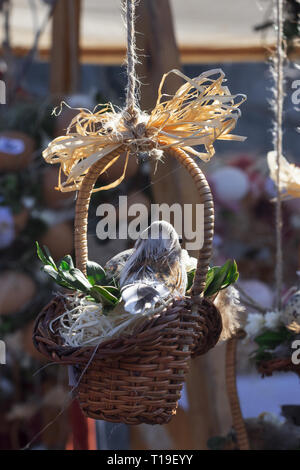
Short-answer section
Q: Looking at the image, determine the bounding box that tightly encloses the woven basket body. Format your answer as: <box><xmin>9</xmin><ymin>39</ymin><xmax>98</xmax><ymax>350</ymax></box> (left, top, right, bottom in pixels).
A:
<box><xmin>34</xmin><ymin>295</ymin><xmax>221</xmax><ymax>424</ymax></box>
<box><xmin>33</xmin><ymin>146</ymin><xmax>222</xmax><ymax>423</ymax></box>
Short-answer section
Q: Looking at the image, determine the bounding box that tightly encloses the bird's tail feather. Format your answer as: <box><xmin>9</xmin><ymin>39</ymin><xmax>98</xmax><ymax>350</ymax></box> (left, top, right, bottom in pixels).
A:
<box><xmin>214</xmin><ymin>285</ymin><xmax>245</xmax><ymax>341</ymax></box>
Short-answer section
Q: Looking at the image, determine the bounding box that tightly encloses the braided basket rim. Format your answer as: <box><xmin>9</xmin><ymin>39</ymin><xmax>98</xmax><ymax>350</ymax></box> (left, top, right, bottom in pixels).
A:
<box><xmin>33</xmin><ymin>294</ymin><xmax>222</xmax><ymax>364</ymax></box>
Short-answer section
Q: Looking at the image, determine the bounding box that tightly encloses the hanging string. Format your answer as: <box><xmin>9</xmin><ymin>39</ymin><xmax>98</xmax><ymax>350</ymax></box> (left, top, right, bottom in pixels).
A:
<box><xmin>273</xmin><ymin>0</ymin><xmax>284</xmax><ymax>311</ymax></box>
<box><xmin>124</xmin><ymin>0</ymin><xmax>139</xmax><ymax>124</ymax></box>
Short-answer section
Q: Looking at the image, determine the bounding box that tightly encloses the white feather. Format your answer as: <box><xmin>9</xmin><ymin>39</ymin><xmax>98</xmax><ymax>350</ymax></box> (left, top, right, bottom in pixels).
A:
<box><xmin>121</xmin><ymin>282</ymin><xmax>170</xmax><ymax>315</ymax></box>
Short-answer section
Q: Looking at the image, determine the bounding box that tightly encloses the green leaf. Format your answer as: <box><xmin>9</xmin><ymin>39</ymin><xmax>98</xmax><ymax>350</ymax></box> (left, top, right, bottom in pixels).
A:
<box><xmin>56</xmin><ymin>277</ymin><xmax>76</xmax><ymax>290</ymax></box>
<box><xmin>204</xmin><ymin>266</ymin><xmax>228</xmax><ymax>297</ymax></box>
<box><xmin>103</xmin><ymin>285</ymin><xmax>121</xmax><ymax>296</ymax></box>
<box><xmin>204</xmin><ymin>260</ymin><xmax>239</xmax><ymax>297</ymax></box>
<box><xmin>36</xmin><ymin>241</ymin><xmax>49</xmax><ymax>266</ymax></box>
<box><xmin>186</xmin><ymin>269</ymin><xmax>196</xmax><ymax>292</ymax></box>
<box><xmin>254</xmin><ymin>327</ymin><xmax>292</xmax><ymax>350</ymax></box>
<box><xmin>68</xmin><ymin>268</ymin><xmax>93</xmax><ymax>292</ymax></box>
<box><xmin>58</xmin><ymin>255</ymin><xmax>74</xmax><ymax>272</ymax></box>
<box><xmin>57</xmin><ymin>270</ymin><xmax>79</xmax><ymax>289</ymax></box>
<box><xmin>36</xmin><ymin>241</ymin><xmax>58</xmax><ymax>270</ymax></box>
<box><xmin>220</xmin><ymin>260</ymin><xmax>239</xmax><ymax>290</ymax></box>
<box><xmin>41</xmin><ymin>266</ymin><xmax>73</xmax><ymax>289</ymax></box>
<box><xmin>86</xmin><ymin>261</ymin><xmax>106</xmax><ymax>286</ymax></box>
<box><xmin>250</xmin><ymin>346</ymin><xmax>273</xmax><ymax>363</ymax></box>
<box><xmin>204</xmin><ymin>268</ymin><xmax>215</xmax><ymax>290</ymax></box>
<box><xmin>42</xmin><ymin>265</ymin><xmax>59</xmax><ymax>281</ymax></box>
<box><xmin>42</xmin><ymin>245</ymin><xmax>57</xmax><ymax>270</ymax></box>
<box><xmin>90</xmin><ymin>285</ymin><xmax>119</xmax><ymax>305</ymax></box>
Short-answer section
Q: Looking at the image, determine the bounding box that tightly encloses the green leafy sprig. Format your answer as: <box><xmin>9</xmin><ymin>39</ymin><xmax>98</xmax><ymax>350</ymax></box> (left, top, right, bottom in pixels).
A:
<box><xmin>37</xmin><ymin>242</ymin><xmax>239</xmax><ymax>310</ymax></box>
<box><xmin>187</xmin><ymin>259</ymin><xmax>239</xmax><ymax>297</ymax></box>
<box><xmin>251</xmin><ymin>327</ymin><xmax>294</xmax><ymax>363</ymax></box>
<box><xmin>36</xmin><ymin>242</ymin><xmax>120</xmax><ymax>309</ymax></box>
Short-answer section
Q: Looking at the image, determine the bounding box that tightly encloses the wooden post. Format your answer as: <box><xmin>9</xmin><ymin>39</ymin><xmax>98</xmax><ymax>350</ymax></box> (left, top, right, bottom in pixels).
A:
<box><xmin>50</xmin><ymin>0</ymin><xmax>81</xmax><ymax>95</ymax></box>
<box><xmin>132</xmin><ymin>0</ymin><xmax>232</xmax><ymax>450</ymax></box>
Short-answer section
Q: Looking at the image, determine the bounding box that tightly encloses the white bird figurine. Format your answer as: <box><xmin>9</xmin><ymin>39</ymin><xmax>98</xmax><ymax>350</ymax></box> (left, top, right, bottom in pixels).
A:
<box><xmin>105</xmin><ymin>221</ymin><xmax>189</xmax><ymax>315</ymax></box>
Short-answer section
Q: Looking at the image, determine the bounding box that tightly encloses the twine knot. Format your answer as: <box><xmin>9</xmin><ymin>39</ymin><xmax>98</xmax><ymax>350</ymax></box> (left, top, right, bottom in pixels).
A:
<box><xmin>122</xmin><ymin>113</ymin><xmax>161</xmax><ymax>160</ymax></box>
<box><xmin>123</xmin><ymin>106</ymin><xmax>140</xmax><ymax>130</ymax></box>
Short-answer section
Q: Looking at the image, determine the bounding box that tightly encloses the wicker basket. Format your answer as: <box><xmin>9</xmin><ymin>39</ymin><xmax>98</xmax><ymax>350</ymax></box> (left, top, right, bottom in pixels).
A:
<box><xmin>226</xmin><ymin>334</ymin><xmax>300</xmax><ymax>450</ymax></box>
<box><xmin>33</xmin><ymin>146</ymin><xmax>222</xmax><ymax>424</ymax></box>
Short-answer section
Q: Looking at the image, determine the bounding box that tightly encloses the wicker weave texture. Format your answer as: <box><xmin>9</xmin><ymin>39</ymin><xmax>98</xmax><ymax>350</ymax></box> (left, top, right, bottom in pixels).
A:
<box><xmin>33</xmin><ymin>145</ymin><xmax>222</xmax><ymax>423</ymax></box>
<box><xmin>226</xmin><ymin>338</ymin><xmax>250</xmax><ymax>450</ymax></box>
<box><xmin>33</xmin><ymin>295</ymin><xmax>222</xmax><ymax>423</ymax></box>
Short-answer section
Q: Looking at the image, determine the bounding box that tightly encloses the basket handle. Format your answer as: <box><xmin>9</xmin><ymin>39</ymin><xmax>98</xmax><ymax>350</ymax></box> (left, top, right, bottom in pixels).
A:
<box><xmin>226</xmin><ymin>337</ymin><xmax>250</xmax><ymax>450</ymax></box>
<box><xmin>75</xmin><ymin>146</ymin><xmax>214</xmax><ymax>296</ymax></box>
<box><xmin>166</xmin><ymin>146</ymin><xmax>214</xmax><ymax>296</ymax></box>
<box><xmin>75</xmin><ymin>145</ymin><xmax>125</xmax><ymax>275</ymax></box>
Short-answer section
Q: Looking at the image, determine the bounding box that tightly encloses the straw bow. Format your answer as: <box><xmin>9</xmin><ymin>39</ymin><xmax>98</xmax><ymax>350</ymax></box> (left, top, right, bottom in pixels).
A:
<box><xmin>43</xmin><ymin>68</ymin><xmax>246</xmax><ymax>193</ymax></box>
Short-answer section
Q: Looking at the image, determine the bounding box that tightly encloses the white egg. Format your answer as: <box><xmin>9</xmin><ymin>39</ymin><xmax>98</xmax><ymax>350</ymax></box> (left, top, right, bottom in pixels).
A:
<box><xmin>211</xmin><ymin>166</ymin><xmax>250</xmax><ymax>201</ymax></box>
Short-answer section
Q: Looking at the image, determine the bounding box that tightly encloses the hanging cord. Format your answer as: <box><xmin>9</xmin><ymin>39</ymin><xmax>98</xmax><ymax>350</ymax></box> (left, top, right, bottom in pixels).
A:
<box><xmin>274</xmin><ymin>0</ymin><xmax>284</xmax><ymax>311</ymax></box>
<box><xmin>124</xmin><ymin>0</ymin><xmax>139</xmax><ymax>126</ymax></box>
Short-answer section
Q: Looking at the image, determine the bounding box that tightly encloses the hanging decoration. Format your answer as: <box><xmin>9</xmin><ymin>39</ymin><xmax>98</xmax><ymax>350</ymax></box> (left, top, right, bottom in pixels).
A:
<box><xmin>33</xmin><ymin>0</ymin><xmax>246</xmax><ymax>426</ymax></box>
<box><xmin>226</xmin><ymin>0</ymin><xmax>300</xmax><ymax>452</ymax></box>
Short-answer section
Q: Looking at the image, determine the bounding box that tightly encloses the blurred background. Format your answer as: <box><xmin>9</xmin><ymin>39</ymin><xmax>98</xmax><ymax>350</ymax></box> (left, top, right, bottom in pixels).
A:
<box><xmin>0</xmin><ymin>0</ymin><xmax>300</xmax><ymax>450</ymax></box>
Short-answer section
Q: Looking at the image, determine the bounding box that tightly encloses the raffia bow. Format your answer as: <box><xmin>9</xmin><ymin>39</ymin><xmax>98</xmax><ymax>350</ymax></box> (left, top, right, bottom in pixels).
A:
<box><xmin>43</xmin><ymin>69</ymin><xmax>246</xmax><ymax>193</ymax></box>
<box><xmin>268</xmin><ymin>151</ymin><xmax>300</xmax><ymax>200</ymax></box>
